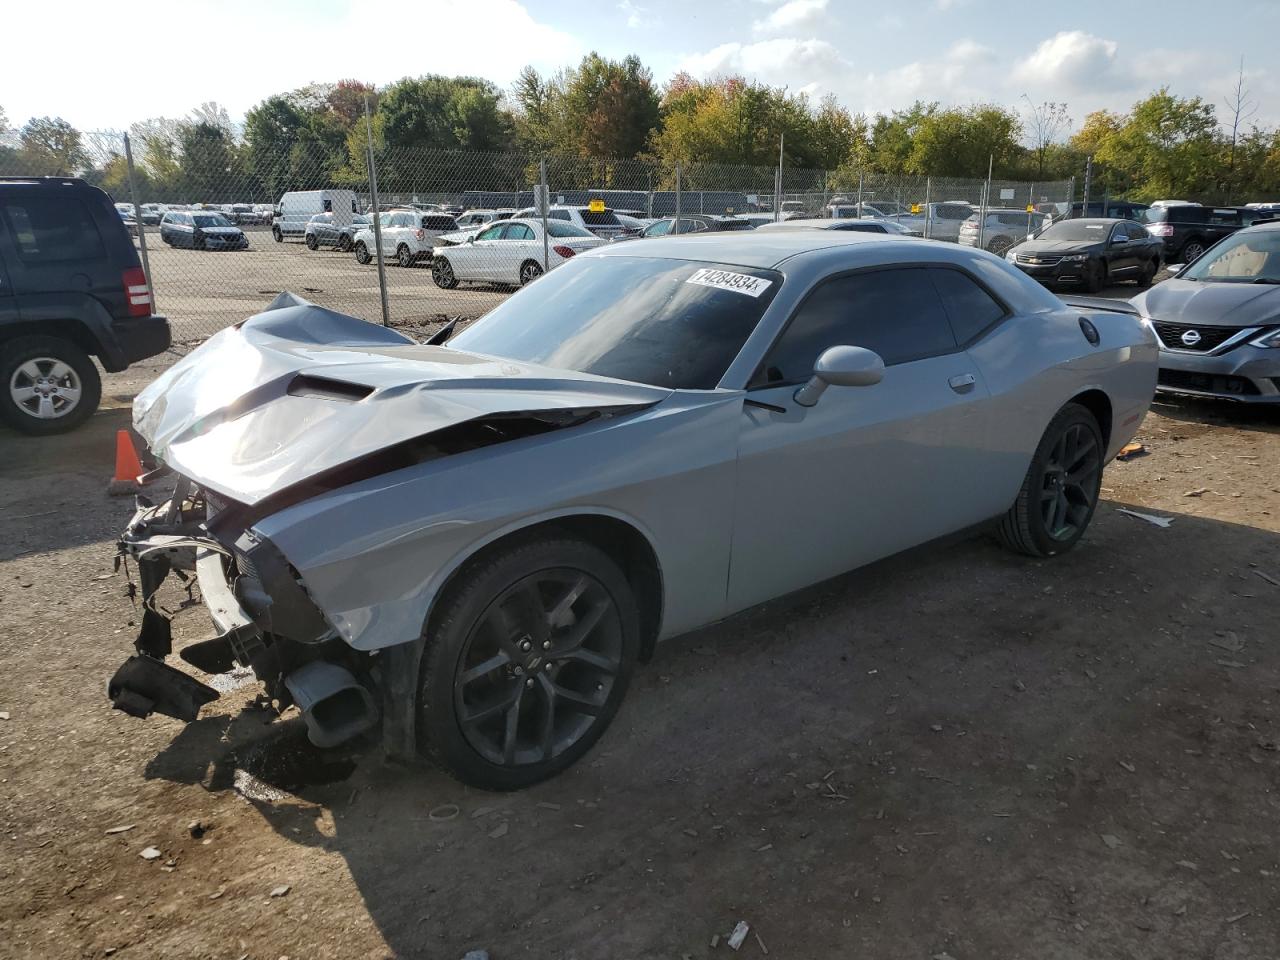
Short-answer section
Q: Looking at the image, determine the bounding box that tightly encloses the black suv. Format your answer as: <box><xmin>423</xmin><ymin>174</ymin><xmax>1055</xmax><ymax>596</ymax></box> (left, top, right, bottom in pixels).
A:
<box><xmin>0</xmin><ymin>178</ymin><xmax>170</xmax><ymax>434</ymax></box>
<box><xmin>1144</xmin><ymin>205</ymin><xmax>1275</xmax><ymax>265</ymax></box>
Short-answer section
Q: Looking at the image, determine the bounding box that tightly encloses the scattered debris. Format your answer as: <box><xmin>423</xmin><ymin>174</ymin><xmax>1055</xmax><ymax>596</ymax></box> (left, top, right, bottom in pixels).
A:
<box><xmin>1117</xmin><ymin>508</ymin><xmax>1174</xmax><ymax>528</ymax></box>
<box><xmin>1182</xmin><ymin>488</ymin><xmax>1209</xmax><ymax>498</ymax></box>
<box><xmin>210</xmin><ymin>888</ymin><xmax>225</xmax><ymax>900</ymax></box>
<box><xmin>755</xmin><ymin>931</ymin><xmax>769</xmax><ymax>955</ymax></box>
<box><xmin>930</xmin><ymin>724</ymin><xmax>944</xmax><ymax>733</ymax></box>
<box><xmin>1101</xmin><ymin>834</ymin><xmax>1122</xmax><ymax>849</ymax></box>
<box><xmin>1117</xmin><ymin>760</ymin><xmax>1136</xmax><ymax>773</ymax></box>
<box><xmin>140</xmin><ymin>846</ymin><xmax>161</xmax><ymax>861</ymax></box>
<box><xmin>187</xmin><ymin>820</ymin><xmax>207</xmax><ymax>839</ymax></box>
<box><xmin>1176</xmin><ymin>860</ymin><xmax>1199</xmax><ymax>871</ymax></box>
<box><xmin>1116</xmin><ymin>442</ymin><xmax>1147</xmax><ymax>461</ymax></box>
<box><xmin>488</xmin><ymin>822</ymin><xmax>509</xmax><ymax>840</ymax></box>
<box><xmin>428</xmin><ymin>804</ymin><xmax>460</xmax><ymax>822</ymax></box>
<box><xmin>461</xmin><ymin>951</ymin><xmax>490</xmax><ymax>960</ymax></box>
<box><xmin>1255</xmin><ymin>738</ymin><xmax>1278</xmax><ymax>752</ymax></box>
<box><xmin>1226</xmin><ymin>911</ymin><xmax>1251</xmax><ymax>924</ymax></box>
<box><xmin>933</xmin><ymin>953</ymin><xmax>958</xmax><ymax>960</ymax></box>
<box><xmin>1209</xmin><ymin>632</ymin><xmax>1245</xmax><ymax>653</ymax></box>
<box><xmin>104</xmin><ymin>824</ymin><xmax>135</xmax><ymax>835</ymax></box>
<box><xmin>536</xmin><ymin>802</ymin><xmax>561</xmax><ymax>811</ymax></box>
<box><xmin>0</xmin><ymin>711</ymin><xmax>9</xmax><ymax>721</ymax></box>
<box><xmin>1253</xmin><ymin>570</ymin><xmax>1280</xmax><ymax>588</ymax></box>
<box><xmin>1173</xmin><ymin>904</ymin><xmax>1187</xmax><ymax>916</ymax></box>
<box><xmin>270</xmin><ymin>884</ymin><xmax>291</xmax><ymax>898</ymax></box>
<box><xmin>755</xmin><ymin>843</ymin><xmax>773</xmax><ymax>852</ymax></box>
<box><xmin>727</xmin><ymin>921</ymin><xmax>750</xmax><ymax>951</ymax></box>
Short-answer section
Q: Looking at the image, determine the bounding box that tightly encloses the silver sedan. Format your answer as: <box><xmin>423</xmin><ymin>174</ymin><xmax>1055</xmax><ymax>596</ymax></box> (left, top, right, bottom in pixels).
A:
<box><xmin>110</xmin><ymin>232</ymin><xmax>1158</xmax><ymax>790</ymax></box>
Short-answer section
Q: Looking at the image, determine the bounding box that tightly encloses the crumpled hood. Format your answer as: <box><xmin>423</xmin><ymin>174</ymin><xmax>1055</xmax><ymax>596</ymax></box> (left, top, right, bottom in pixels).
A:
<box><xmin>134</xmin><ymin>294</ymin><xmax>671</xmax><ymax>505</ymax></box>
<box><xmin>1131</xmin><ymin>279</ymin><xmax>1280</xmax><ymax>328</ymax></box>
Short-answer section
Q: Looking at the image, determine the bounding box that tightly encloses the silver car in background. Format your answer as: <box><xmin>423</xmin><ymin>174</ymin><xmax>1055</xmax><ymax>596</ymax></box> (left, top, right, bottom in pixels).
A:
<box><xmin>109</xmin><ymin>233</ymin><xmax>1157</xmax><ymax>791</ymax></box>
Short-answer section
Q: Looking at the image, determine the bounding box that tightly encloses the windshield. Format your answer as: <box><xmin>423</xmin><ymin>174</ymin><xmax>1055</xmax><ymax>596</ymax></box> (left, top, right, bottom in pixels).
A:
<box><xmin>545</xmin><ymin>220</ymin><xmax>595</xmax><ymax>238</ymax></box>
<box><xmin>1182</xmin><ymin>229</ymin><xmax>1280</xmax><ymax>282</ymax></box>
<box><xmin>449</xmin><ymin>256</ymin><xmax>783</xmax><ymax>389</ymax></box>
<box><xmin>1039</xmin><ymin>221</ymin><xmax>1111</xmax><ymax>242</ymax></box>
<box><xmin>192</xmin><ymin>214</ymin><xmax>232</xmax><ymax>227</ymax></box>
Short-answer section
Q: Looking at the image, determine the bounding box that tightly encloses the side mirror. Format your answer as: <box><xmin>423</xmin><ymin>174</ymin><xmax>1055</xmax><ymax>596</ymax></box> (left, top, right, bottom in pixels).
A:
<box><xmin>794</xmin><ymin>345</ymin><xmax>885</xmax><ymax>407</ymax></box>
<box><xmin>1164</xmin><ymin>263</ymin><xmax>1184</xmax><ymax>273</ymax></box>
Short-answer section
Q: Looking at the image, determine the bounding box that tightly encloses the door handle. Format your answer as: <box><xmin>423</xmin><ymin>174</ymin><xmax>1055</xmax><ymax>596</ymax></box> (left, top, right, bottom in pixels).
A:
<box><xmin>948</xmin><ymin>373</ymin><xmax>977</xmax><ymax>392</ymax></box>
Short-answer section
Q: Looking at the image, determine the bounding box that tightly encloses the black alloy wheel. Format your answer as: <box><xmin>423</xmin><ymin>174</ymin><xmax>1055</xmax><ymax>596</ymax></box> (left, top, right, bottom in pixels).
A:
<box><xmin>1180</xmin><ymin>239</ymin><xmax>1207</xmax><ymax>264</ymax></box>
<box><xmin>519</xmin><ymin>260</ymin><xmax>543</xmax><ymax>285</ymax></box>
<box><xmin>354</xmin><ymin>241</ymin><xmax>372</xmax><ymax>265</ymax></box>
<box><xmin>432</xmin><ymin>257</ymin><xmax>458</xmax><ymax>289</ymax></box>
<box><xmin>397</xmin><ymin>244</ymin><xmax>415</xmax><ymax>268</ymax></box>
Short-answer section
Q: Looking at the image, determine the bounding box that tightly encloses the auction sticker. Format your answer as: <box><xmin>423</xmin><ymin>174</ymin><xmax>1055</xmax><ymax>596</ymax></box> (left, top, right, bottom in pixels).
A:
<box><xmin>686</xmin><ymin>268</ymin><xmax>773</xmax><ymax>298</ymax></box>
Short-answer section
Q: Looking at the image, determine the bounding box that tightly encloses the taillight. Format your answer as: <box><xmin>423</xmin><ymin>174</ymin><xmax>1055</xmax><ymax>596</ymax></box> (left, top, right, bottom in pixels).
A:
<box><xmin>552</xmin><ymin>245</ymin><xmax>576</xmax><ymax>258</ymax></box>
<box><xmin>416</xmin><ymin>229</ymin><xmax>425</xmax><ymax>240</ymax></box>
<box><xmin>1147</xmin><ymin>223</ymin><xmax>1174</xmax><ymax>237</ymax></box>
<box><xmin>122</xmin><ymin>267</ymin><xmax>152</xmax><ymax>317</ymax></box>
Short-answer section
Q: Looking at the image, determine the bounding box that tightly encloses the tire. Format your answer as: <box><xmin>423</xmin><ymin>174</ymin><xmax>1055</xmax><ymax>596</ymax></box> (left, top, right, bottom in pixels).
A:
<box><xmin>305</xmin><ymin>233</ymin><xmax>319</xmax><ymax>250</ymax></box>
<box><xmin>987</xmin><ymin>236</ymin><xmax>1012</xmax><ymax>256</ymax></box>
<box><xmin>432</xmin><ymin>257</ymin><xmax>459</xmax><ymax>289</ymax></box>
<box><xmin>338</xmin><ymin>234</ymin><xmax>353</xmax><ymax>252</ymax></box>
<box><xmin>397</xmin><ymin>244</ymin><xmax>415</xmax><ymax>268</ymax></box>
<box><xmin>1179</xmin><ymin>239</ymin><xmax>1207</xmax><ymax>264</ymax></box>
<box><xmin>272</xmin><ymin>226</ymin><xmax>283</xmax><ymax>243</ymax></box>
<box><xmin>998</xmin><ymin>403</ymin><xmax>1104</xmax><ymax>558</ymax></box>
<box><xmin>417</xmin><ymin>537</ymin><xmax>640</xmax><ymax>790</ymax></box>
<box><xmin>519</xmin><ymin>259</ymin><xmax>544</xmax><ymax>286</ymax></box>
<box><xmin>1136</xmin><ymin>258</ymin><xmax>1158</xmax><ymax>287</ymax></box>
<box><xmin>354</xmin><ymin>241</ymin><xmax>372</xmax><ymax>265</ymax></box>
<box><xmin>0</xmin><ymin>335</ymin><xmax>102</xmax><ymax>436</ymax></box>
<box><xmin>1081</xmin><ymin>259</ymin><xmax>1103</xmax><ymax>293</ymax></box>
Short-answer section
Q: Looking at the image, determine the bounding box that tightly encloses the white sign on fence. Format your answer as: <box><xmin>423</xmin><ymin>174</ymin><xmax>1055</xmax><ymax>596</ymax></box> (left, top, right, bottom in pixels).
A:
<box><xmin>999</xmin><ymin>188</ymin><xmax>1015</xmax><ymax>200</ymax></box>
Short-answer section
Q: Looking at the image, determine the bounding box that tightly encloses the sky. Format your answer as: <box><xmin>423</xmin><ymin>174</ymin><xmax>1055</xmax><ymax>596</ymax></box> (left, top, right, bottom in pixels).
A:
<box><xmin>4</xmin><ymin>0</ymin><xmax>1279</xmax><ymax>138</ymax></box>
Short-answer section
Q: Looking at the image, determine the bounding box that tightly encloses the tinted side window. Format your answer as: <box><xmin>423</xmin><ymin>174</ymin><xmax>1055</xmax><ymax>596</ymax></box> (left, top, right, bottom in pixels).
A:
<box><xmin>929</xmin><ymin>268</ymin><xmax>1006</xmax><ymax>344</ymax></box>
<box><xmin>2</xmin><ymin>197</ymin><xmax>107</xmax><ymax>262</ymax></box>
<box><xmin>1208</xmin><ymin>209</ymin><xmax>1241</xmax><ymax>226</ymax></box>
<box><xmin>504</xmin><ymin>224</ymin><xmax>534</xmax><ymax>240</ymax></box>
<box><xmin>755</xmin><ymin>268</ymin><xmax>958</xmax><ymax>386</ymax></box>
<box><xmin>549</xmin><ymin>210</ymin><xmax>571</xmax><ymax>221</ymax></box>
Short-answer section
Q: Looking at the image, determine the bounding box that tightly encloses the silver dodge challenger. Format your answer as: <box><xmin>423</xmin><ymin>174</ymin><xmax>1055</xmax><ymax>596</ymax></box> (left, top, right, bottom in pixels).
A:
<box><xmin>110</xmin><ymin>232</ymin><xmax>1158</xmax><ymax>790</ymax></box>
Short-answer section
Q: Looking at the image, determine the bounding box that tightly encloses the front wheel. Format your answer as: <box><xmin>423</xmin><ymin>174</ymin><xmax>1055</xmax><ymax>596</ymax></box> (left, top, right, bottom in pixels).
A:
<box><xmin>305</xmin><ymin>233</ymin><xmax>319</xmax><ymax>250</ymax></box>
<box><xmin>338</xmin><ymin>234</ymin><xmax>353</xmax><ymax>252</ymax></box>
<box><xmin>519</xmin><ymin>259</ymin><xmax>544</xmax><ymax>286</ymax></box>
<box><xmin>271</xmin><ymin>226</ymin><xmax>283</xmax><ymax>243</ymax></box>
<box><xmin>417</xmin><ymin>537</ymin><xmax>639</xmax><ymax>790</ymax></box>
<box><xmin>998</xmin><ymin>403</ymin><xmax>1104</xmax><ymax>558</ymax></box>
<box><xmin>1136</xmin><ymin>258</ymin><xmax>1158</xmax><ymax>287</ymax></box>
<box><xmin>0</xmin><ymin>335</ymin><xmax>102</xmax><ymax>435</ymax></box>
<box><xmin>987</xmin><ymin>236</ymin><xmax>1012</xmax><ymax>256</ymax></box>
<box><xmin>354</xmin><ymin>241</ymin><xmax>372</xmax><ymax>265</ymax></box>
<box><xmin>397</xmin><ymin>244</ymin><xmax>415</xmax><ymax>268</ymax></box>
<box><xmin>432</xmin><ymin>257</ymin><xmax>459</xmax><ymax>289</ymax></box>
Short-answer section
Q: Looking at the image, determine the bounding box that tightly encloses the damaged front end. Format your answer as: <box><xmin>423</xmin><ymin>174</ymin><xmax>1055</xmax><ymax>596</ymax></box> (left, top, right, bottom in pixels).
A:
<box><xmin>108</xmin><ymin>476</ymin><xmax>379</xmax><ymax>748</ymax></box>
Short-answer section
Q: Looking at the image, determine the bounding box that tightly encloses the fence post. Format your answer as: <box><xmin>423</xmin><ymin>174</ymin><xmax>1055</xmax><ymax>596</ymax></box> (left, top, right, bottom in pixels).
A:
<box><xmin>121</xmin><ymin>133</ymin><xmax>155</xmax><ymax>311</ymax></box>
<box><xmin>773</xmin><ymin>133</ymin><xmax>784</xmax><ymax>223</ymax></box>
<box><xmin>647</xmin><ymin>170</ymin><xmax>654</xmax><ymax>219</ymax></box>
<box><xmin>1082</xmin><ymin>156</ymin><xmax>1093</xmax><ymax>213</ymax></box>
<box><xmin>1026</xmin><ymin>181</ymin><xmax>1036</xmax><ymax>236</ymax></box>
<box><xmin>856</xmin><ymin>172</ymin><xmax>863</xmax><ymax>217</ymax></box>
<box><xmin>979</xmin><ymin>154</ymin><xmax>993</xmax><ymax>248</ymax></box>
<box><xmin>674</xmin><ymin>162</ymin><xmax>681</xmax><ymax>222</ymax></box>
<box><xmin>539</xmin><ymin>158</ymin><xmax>551</xmax><ymax>271</ymax></box>
<box><xmin>364</xmin><ymin>97</ymin><xmax>390</xmax><ymax>327</ymax></box>
<box><xmin>923</xmin><ymin>177</ymin><xmax>932</xmax><ymax>239</ymax></box>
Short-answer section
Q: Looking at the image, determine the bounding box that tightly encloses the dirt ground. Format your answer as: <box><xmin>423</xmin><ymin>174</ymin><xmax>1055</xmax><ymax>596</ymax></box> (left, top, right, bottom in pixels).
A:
<box><xmin>3</xmin><ymin>362</ymin><xmax>1280</xmax><ymax>959</ymax></box>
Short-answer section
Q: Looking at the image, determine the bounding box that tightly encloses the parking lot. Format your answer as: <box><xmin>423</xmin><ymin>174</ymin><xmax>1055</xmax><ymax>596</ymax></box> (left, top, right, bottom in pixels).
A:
<box><xmin>2</xmin><ymin>356</ymin><xmax>1280</xmax><ymax>958</ymax></box>
<box><xmin>143</xmin><ymin>226</ymin><xmax>512</xmax><ymax>343</ymax></box>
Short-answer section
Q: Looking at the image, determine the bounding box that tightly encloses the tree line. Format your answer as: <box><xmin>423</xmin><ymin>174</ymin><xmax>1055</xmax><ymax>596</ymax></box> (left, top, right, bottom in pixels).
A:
<box><xmin>1</xmin><ymin>53</ymin><xmax>1278</xmax><ymax>203</ymax></box>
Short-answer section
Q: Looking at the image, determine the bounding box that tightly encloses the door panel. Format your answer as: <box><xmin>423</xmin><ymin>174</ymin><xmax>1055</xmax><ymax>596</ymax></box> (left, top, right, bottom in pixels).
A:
<box><xmin>729</xmin><ymin>356</ymin><xmax>993</xmax><ymax>611</ymax></box>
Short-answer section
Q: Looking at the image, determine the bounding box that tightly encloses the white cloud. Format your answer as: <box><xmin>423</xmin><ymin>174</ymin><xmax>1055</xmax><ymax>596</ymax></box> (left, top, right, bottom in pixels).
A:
<box><xmin>752</xmin><ymin>0</ymin><xmax>829</xmax><ymax>35</ymax></box>
<box><xmin>680</xmin><ymin>37</ymin><xmax>849</xmax><ymax>89</ymax></box>
<box><xmin>1013</xmin><ymin>31</ymin><xmax>1121</xmax><ymax>91</ymax></box>
<box><xmin>618</xmin><ymin>0</ymin><xmax>646</xmax><ymax>29</ymax></box>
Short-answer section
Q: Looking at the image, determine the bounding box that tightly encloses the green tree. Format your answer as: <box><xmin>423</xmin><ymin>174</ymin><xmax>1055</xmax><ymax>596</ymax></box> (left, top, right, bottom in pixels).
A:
<box><xmin>18</xmin><ymin>117</ymin><xmax>87</xmax><ymax>175</ymax></box>
<box><xmin>178</xmin><ymin>121</ymin><xmax>246</xmax><ymax>202</ymax></box>
<box><xmin>908</xmin><ymin>104</ymin><xmax>1025</xmax><ymax>177</ymax></box>
<box><xmin>244</xmin><ymin>95</ymin><xmax>309</xmax><ymax>198</ymax></box>
<box><xmin>562</xmin><ymin>53</ymin><xmax>660</xmax><ymax>158</ymax></box>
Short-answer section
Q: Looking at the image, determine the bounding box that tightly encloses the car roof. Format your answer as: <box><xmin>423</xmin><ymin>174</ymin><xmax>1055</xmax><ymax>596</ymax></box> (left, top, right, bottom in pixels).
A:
<box><xmin>589</xmin><ymin>230</ymin><xmax>934</xmax><ymax>269</ymax></box>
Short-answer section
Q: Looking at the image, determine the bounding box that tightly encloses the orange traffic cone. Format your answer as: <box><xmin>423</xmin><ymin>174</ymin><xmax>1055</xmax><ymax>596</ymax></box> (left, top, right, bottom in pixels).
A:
<box><xmin>107</xmin><ymin>430</ymin><xmax>145</xmax><ymax>496</ymax></box>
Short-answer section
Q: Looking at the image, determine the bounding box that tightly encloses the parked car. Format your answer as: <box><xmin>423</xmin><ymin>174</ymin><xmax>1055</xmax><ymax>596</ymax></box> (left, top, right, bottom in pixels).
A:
<box><xmin>116</xmin><ymin>207</ymin><xmax>139</xmax><ymax>238</ymax></box>
<box><xmin>1142</xmin><ymin>205</ymin><xmax>1274</xmax><ymax>265</ymax></box>
<box><xmin>352</xmin><ymin>210</ymin><xmax>458</xmax><ymax>267</ymax></box>
<box><xmin>454</xmin><ymin>209</ymin><xmax>516</xmax><ymax>230</ymax></box>
<box><xmin>828</xmin><ymin>202</ymin><xmax>912</xmax><ymax>220</ymax></box>
<box><xmin>111</xmin><ymin>232</ymin><xmax>1155</xmax><ymax>789</ymax></box>
<box><xmin>959</xmin><ymin>209</ymin><xmax>1050</xmax><ymax>255</ymax></box>
<box><xmin>1008</xmin><ymin>218</ymin><xmax>1163</xmax><ymax>291</ymax></box>
<box><xmin>138</xmin><ymin>204</ymin><xmax>164</xmax><ymax>225</ymax></box>
<box><xmin>1047</xmin><ymin>199</ymin><xmax>1151</xmax><ymax>223</ymax></box>
<box><xmin>512</xmin><ymin>204</ymin><xmax>626</xmax><ymax>240</ymax></box>
<box><xmin>756</xmin><ymin>217</ymin><xmax>918</xmax><ymax>236</ymax></box>
<box><xmin>0</xmin><ymin>176</ymin><xmax>169</xmax><ymax>434</ymax></box>
<box><xmin>159</xmin><ymin>211</ymin><xmax>248</xmax><ymax>250</ymax></box>
<box><xmin>431</xmin><ymin>218</ymin><xmax>604</xmax><ymax>287</ymax></box>
<box><xmin>273</xmin><ymin>190</ymin><xmax>358</xmax><ymax>242</ymax></box>
<box><xmin>623</xmin><ymin>214</ymin><xmax>756</xmax><ymax>240</ymax></box>
<box><xmin>1130</xmin><ymin>219</ymin><xmax>1280</xmax><ymax>402</ymax></box>
<box><xmin>887</xmin><ymin>201</ymin><xmax>975</xmax><ymax>241</ymax></box>
<box><xmin>226</xmin><ymin>203</ymin><xmax>262</xmax><ymax>225</ymax></box>
<box><xmin>305</xmin><ymin>213</ymin><xmax>371</xmax><ymax>251</ymax></box>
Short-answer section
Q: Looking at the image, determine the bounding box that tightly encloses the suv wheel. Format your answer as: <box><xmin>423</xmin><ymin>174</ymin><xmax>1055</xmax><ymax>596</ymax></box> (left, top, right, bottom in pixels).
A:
<box><xmin>1179</xmin><ymin>239</ymin><xmax>1207</xmax><ymax>264</ymax></box>
<box><xmin>354</xmin><ymin>241</ymin><xmax>372</xmax><ymax>265</ymax></box>
<box><xmin>998</xmin><ymin>402</ymin><xmax>1103</xmax><ymax>558</ymax></box>
<box><xmin>0</xmin><ymin>336</ymin><xmax>102</xmax><ymax>435</ymax></box>
<box><xmin>432</xmin><ymin>257</ymin><xmax>459</xmax><ymax>289</ymax></box>
<box><xmin>417</xmin><ymin>537</ymin><xmax>639</xmax><ymax>790</ymax></box>
<box><xmin>338</xmin><ymin>234</ymin><xmax>353</xmax><ymax>252</ymax></box>
<box><xmin>305</xmin><ymin>233</ymin><xmax>319</xmax><ymax>250</ymax></box>
<box><xmin>397</xmin><ymin>244</ymin><xmax>415</xmax><ymax>268</ymax></box>
<box><xmin>272</xmin><ymin>226</ymin><xmax>283</xmax><ymax>243</ymax></box>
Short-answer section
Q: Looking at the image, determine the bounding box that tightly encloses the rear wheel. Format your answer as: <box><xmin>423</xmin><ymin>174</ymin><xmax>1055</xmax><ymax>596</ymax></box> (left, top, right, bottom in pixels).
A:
<box><xmin>354</xmin><ymin>241</ymin><xmax>372</xmax><ymax>265</ymax></box>
<box><xmin>272</xmin><ymin>226</ymin><xmax>283</xmax><ymax>243</ymax></box>
<box><xmin>998</xmin><ymin>403</ymin><xmax>1104</xmax><ymax>558</ymax></box>
<box><xmin>0</xmin><ymin>335</ymin><xmax>102</xmax><ymax>435</ymax></box>
<box><xmin>1179</xmin><ymin>239</ymin><xmax>1207</xmax><ymax>264</ymax></box>
<box><xmin>417</xmin><ymin>537</ymin><xmax>639</xmax><ymax>790</ymax></box>
<box><xmin>305</xmin><ymin>233</ymin><xmax>319</xmax><ymax>250</ymax></box>
<box><xmin>397</xmin><ymin>244</ymin><xmax>415</xmax><ymax>268</ymax></box>
<box><xmin>432</xmin><ymin>257</ymin><xmax>459</xmax><ymax>289</ymax></box>
<box><xmin>519</xmin><ymin>259</ymin><xmax>543</xmax><ymax>286</ymax></box>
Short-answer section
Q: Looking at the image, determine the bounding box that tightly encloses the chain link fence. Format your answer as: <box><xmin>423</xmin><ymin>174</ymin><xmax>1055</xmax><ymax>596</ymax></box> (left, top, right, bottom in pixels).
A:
<box><xmin>1</xmin><ymin>130</ymin><xmax>1071</xmax><ymax>349</ymax></box>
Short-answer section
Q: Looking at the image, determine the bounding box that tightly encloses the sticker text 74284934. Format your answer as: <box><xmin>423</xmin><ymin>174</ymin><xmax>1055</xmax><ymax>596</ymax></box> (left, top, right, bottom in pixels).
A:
<box><xmin>685</xmin><ymin>268</ymin><xmax>773</xmax><ymax>298</ymax></box>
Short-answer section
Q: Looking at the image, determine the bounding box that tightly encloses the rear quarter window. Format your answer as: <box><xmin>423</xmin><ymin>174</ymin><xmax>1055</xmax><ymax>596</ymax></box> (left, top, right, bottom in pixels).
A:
<box><xmin>579</xmin><ymin>210</ymin><xmax>620</xmax><ymax>226</ymax></box>
<box><xmin>929</xmin><ymin>268</ymin><xmax>1007</xmax><ymax>344</ymax></box>
<box><xmin>421</xmin><ymin>216</ymin><xmax>458</xmax><ymax>231</ymax></box>
<box><xmin>2</xmin><ymin>196</ymin><xmax>108</xmax><ymax>262</ymax></box>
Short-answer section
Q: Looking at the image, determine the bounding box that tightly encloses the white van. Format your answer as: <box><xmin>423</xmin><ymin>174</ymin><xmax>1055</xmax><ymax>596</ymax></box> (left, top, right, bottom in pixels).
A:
<box><xmin>273</xmin><ymin>190</ymin><xmax>358</xmax><ymax>242</ymax></box>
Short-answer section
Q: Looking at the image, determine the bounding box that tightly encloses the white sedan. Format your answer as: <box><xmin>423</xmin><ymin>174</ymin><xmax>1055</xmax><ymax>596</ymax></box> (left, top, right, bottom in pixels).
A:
<box><xmin>431</xmin><ymin>218</ymin><xmax>605</xmax><ymax>288</ymax></box>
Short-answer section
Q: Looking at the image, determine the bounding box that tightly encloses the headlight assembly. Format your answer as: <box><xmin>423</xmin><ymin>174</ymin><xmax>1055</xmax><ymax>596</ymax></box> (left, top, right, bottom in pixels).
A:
<box><xmin>1250</xmin><ymin>328</ymin><xmax>1280</xmax><ymax>348</ymax></box>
